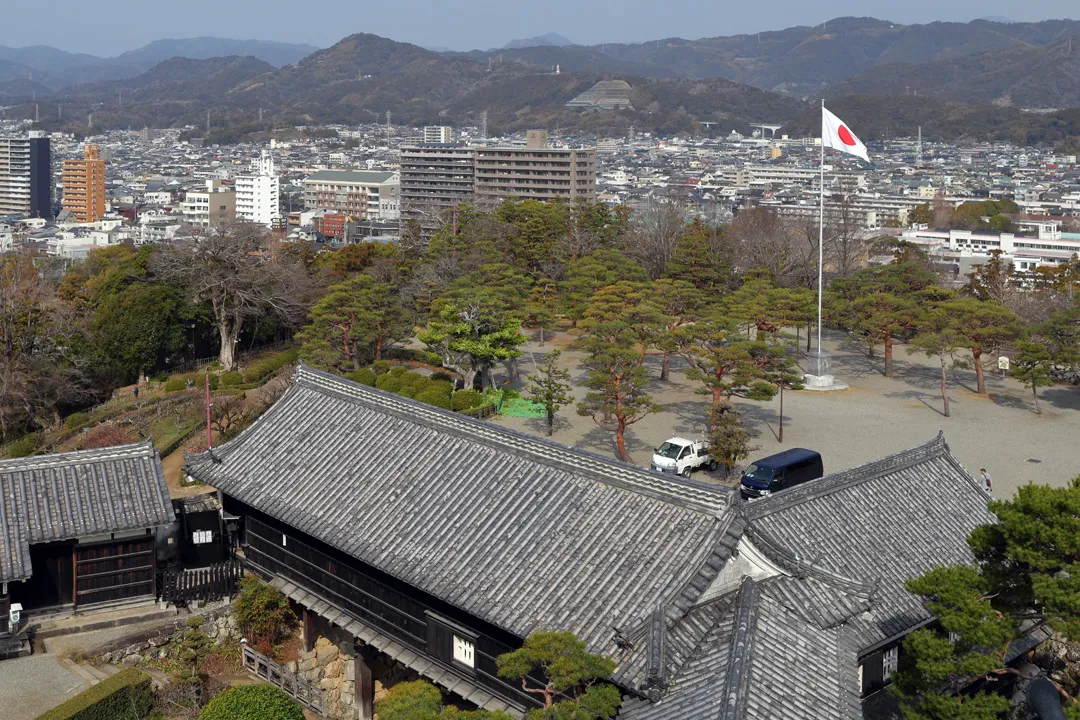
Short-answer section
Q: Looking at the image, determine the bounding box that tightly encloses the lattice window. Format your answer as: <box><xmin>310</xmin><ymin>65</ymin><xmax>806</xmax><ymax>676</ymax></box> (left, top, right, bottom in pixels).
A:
<box><xmin>453</xmin><ymin>635</ymin><xmax>475</xmax><ymax>668</ymax></box>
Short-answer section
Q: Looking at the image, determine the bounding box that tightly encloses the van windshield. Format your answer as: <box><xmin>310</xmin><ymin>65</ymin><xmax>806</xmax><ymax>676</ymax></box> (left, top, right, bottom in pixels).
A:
<box><xmin>741</xmin><ymin>464</ymin><xmax>775</xmax><ymax>488</ymax></box>
<box><xmin>655</xmin><ymin>442</ymin><xmax>684</xmax><ymax>459</ymax></box>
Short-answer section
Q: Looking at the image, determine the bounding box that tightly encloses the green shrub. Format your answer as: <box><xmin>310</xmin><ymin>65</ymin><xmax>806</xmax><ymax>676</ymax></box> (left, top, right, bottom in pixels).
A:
<box><xmin>451</xmin><ymin>389</ymin><xmax>484</xmax><ymax>411</ymax></box>
<box><xmin>7</xmin><ymin>433</ymin><xmax>41</xmax><ymax>458</ymax></box>
<box><xmin>415</xmin><ymin>385</ymin><xmax>453</xmax><ymax>410</ymax></box>
<box><xmin>232</xmin><ymin>576</ymin><xmax>295</xmax><ymax>647</ymax></box>
<box><xmin>149</xmin><ymin>372</ymin><xmax>168</xmax><ymax>383</ymax></box>
<box><xmin>376</xmin><ymin>680</ymin><xmax>442</xmax><ymax>720</ymax></box>
<box><xmin>345</xmin><ymin>368</ymin><xmax>377</xmax><ymax>386</ymax></box>
<box><xmin>164</xmin><ymin>379</ymin><xmax>186</xmax><ymax>392</ymax></box>
<box><xmin>36</xmin><ymin>668</ymin><xmax>153</xmax><ymax>720</ymax></box>
<box><xmin>242</xmin><ymin>348</ymin><xmax>300</xmax><ymax>385</ymax></box>
<box><xmin>375</xmin><ymin>373</ymin><xmax>404</xmax><ymax>394</ymax></box>
<box><xmin>64</xmin><ymin>413</ymin><xmax>91</xmax><ymax>430</ymax></box>
<box><xmin>219</xmin><ymin>371</ymin><xmax>243</xmax><ymax>387</ymax></box>
<box><xmin>197</xmin><ymin>684</ymin><xmax>304</xmax><ymax>720</ymax></box>
<box><xmin>430</xmin><ymin>372</ymin><xmax>454</xmax><ymax>383</ymax></box>
<box><xmin>372</xmin><ymin>360</ymin><xmax>391</xmax><ymax>375</ymax></box>
<box><xmin>388</xmin><ymin>366</ymin><xmax>408</xmax><ymax>377</ymax></box>
<box><xmin>502</xmin><ymin>388</ymin><xmax>521</xmax><ymax>400</ymax></box>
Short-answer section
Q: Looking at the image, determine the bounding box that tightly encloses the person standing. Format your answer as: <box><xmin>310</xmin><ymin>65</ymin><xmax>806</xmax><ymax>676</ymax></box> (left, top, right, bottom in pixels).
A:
<box><xmin>980</xmin><ymin>468</ymin><xmax>992</xmax><ymax>496</ymax></box>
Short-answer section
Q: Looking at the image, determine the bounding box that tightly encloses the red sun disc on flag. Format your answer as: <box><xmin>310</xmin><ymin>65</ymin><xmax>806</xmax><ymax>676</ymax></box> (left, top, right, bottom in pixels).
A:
<box><xmin>837</xmin><ymin>125</ymin><xmax>857</xmax><ymax>146</ymax></box>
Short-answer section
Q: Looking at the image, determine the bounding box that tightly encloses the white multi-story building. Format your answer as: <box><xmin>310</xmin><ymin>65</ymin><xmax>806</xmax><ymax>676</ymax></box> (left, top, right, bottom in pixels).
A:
<box><xmin>302</xmin><ymin>170</ymin><xmax>400</xmax><ymax>221</ymax></box>
<box><xmin>423</xmin><ymin>126</ymin><xmax>453</xmax><ymax>143</ymax></box>
<box><xmin>897</xmin><ymin>220</ymin><xmax>1080</xmax><ymax>273</ymax></box>
<box><xmin>235</xmin><ymin>150</ymin><xmax>280</xmax><ymax>227</ymax></box>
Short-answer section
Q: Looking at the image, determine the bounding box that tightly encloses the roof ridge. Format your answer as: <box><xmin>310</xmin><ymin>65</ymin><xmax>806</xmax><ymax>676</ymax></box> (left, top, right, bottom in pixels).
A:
<box><xmin>741</xmin><ymin>432</ymin><xmax>949</xmax><ymax>519</ymax></box>
<box><xmin>197</xmin><ymin>364</ymin><xmax>729</xmax><ymax>515</ymax></box>
<box><xmin>0</xmin><ymin>439</ymin><xmax>155</xmax><ymax>472</ymax></box>
<box><xmin>720</xmin><ymin>578</ymin><xmax>760</xmax><ymax>720</ymax></box>
<box><xmin>744</xmin><ymin>523</ymin><xmax>877</xmax><ymax>597</ymax></box>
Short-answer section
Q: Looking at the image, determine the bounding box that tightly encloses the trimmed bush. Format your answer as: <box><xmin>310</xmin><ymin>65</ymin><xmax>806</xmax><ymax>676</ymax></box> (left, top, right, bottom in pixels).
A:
<box><xmin>219</xmin><ymin>371</ymin><xmax>243</xmax><ymax>387</ymax></box>
<box><xmin>451</xmin><ymin>389</ymin><xmax>484</xmax><ymax>411</ymax></box>
<box><xmin>7</xmin><ymin>433</ymin><xmax>41</xmax><ymax>458</ymax></box>
<box><xmin>375</xmin><ymin>372</ymin><xmax>404</xmax><ymax>394</ymax></box>
<box><xmin>430</xmin><ymin>371</ymin><xmax>454</xmax><ymax>384</ymax></box>
<box><xmin>345</xmin><ymin>368</ymin><xmax>377</xmax><ymax>386</ymax></box>
<box><xmin>36</xmin><ymin>668</ymin><xmax>153</xmax><ymax>720</ymax></box>
<box><xmin>375</xmin><ymin>680</ymin><xmax>442</xmax><ymax>720</ymax></box>
<box><xmin>502</xmin><ymin>388</ymin><xmax>521</xmax><ymax>400</ymax></box>
<box><xmin>197</xmin><ymin>684</ymin><xmax>304</xmax><ymax>720</ymax></box>
<box><xmin>164</xmin><ymin>379</ymin><xmax>186</xmax><ymax>392</ymax></box>
<box><xmin>64</xmin><ymin>413</ymin><xmax>91</xmax><ymax>430</ymax></box>
<box><xmin>242</xmin><ymin>348</ymin><xmax>300</xmax><ymax>385</ymax></box>
<box><xmin>415</xmin><ymin>384</ymin><xmax>453</xmax><ymax>410</ymax></box>
<box><xmin>371</xmin><ymin>360</ymin><xmax>391</xmax><ymax>375</ymax></box>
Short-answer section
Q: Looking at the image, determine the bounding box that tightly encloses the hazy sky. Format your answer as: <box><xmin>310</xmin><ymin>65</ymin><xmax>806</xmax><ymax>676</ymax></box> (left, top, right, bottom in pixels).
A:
<box><xmin>8</xmin><ymin>0</ymin><xmax>1078</xmax><ymax>55</ymax></box>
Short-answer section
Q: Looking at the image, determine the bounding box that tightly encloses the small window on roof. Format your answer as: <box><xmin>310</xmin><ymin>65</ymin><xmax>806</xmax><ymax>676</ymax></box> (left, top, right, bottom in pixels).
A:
<box><xmin>453</xmin><ymin>635</ymin><xmax>475</xmax><ymax>668</ymax></box>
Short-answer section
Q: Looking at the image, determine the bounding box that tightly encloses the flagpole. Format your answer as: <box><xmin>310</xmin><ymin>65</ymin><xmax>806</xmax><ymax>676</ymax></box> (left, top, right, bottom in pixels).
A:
<box><xmin>817</xmin><ymin>99</ymin><xmax>825</xmax><ymax>357</ymax></box>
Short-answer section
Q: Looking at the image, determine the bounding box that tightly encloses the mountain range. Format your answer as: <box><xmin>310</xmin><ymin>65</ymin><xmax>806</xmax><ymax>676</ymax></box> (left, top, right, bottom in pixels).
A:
<box><xmin>5</xmin><ymin>18</ymin><xmax>1080</xmax><ymax>149</ymax></box>
<box><xmin>0</xmin><ymin>37</ymin><xmax>317</xmax><ymax>89</ymax></box>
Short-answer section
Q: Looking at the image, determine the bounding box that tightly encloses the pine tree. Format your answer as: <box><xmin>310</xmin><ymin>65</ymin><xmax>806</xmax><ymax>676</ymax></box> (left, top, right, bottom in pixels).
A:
<box><xmin>1011</xmin><ymin>341</ymin><xmax>1055</xmax><ymax>415</ymax></box>
<box><xmin>526</xmin><ymin>351</ymin><xmax>573</xmax><ymax>437</ymax></box>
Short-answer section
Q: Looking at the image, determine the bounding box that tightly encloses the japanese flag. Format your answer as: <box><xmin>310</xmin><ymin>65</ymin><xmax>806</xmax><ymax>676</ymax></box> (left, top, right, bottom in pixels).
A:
<box><xmin>822</xmin><ymin>105</ymin><xmax>869</xmax><ymax>163</ymax></box>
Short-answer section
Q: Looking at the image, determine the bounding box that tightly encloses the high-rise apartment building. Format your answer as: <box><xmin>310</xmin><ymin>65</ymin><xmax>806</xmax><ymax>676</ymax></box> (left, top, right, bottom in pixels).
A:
<box><xmin>398</xmin><ymin>144</ymin><xmax>476</xmax><ymax>218</ymax></box>
<box><xmin>473</xmin><ymin>130</ymin><xmax>596</xmax><ymax>205</ymax></box>
<box><xmin>235</xmin><ymin>150</ymin><xmax>280</xmax><ymax>227</ymax></box>
<box><xmin>302</xmin><ymin>170</ymin><xmax>400</xmax><ymax>221</ymax></box>
<box><xmin>62</xmin><ymin>144</ymin><xmax>106</xmax><ymax>223</ymax></box>
<box><xmin>423</xmin><ymin>126</ymin><xmax>453</xmax><ymax>143</ymax></box>
<box><xmin>0</xmin><ymin>132</ymin><xmax>52</xmax><ymax>219</ymax></box>
<box><xmin>399</xmin><ymin>130</ymin><xmax>597</xmax><ymax>222</ymax></box>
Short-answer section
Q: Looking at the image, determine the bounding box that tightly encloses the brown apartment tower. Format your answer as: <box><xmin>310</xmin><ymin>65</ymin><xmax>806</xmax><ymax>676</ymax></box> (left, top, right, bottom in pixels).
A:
<box><xmin>62</xmin><ymin>144</ymin><xmax>106</xmax><ymax>222</ymax></box>
<box><xmin>472</xmin><ymin>130</ymin><xmax>596</xmax><ymax>207</ymax></box>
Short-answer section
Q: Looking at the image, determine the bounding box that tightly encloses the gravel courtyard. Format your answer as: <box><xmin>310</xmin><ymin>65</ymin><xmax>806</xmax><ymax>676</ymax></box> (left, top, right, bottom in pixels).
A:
<box><xmin>493</xmin><ymin>329</ymin><xmax>1080</xmax><ymax>499</ymax></box>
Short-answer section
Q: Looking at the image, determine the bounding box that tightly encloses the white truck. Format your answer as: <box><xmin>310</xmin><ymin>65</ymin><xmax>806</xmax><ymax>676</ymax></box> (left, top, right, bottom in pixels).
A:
<box><xmin>650</xmin><ymin>437</ymin><xmax>716</xmax><ymax>477</ymax></box>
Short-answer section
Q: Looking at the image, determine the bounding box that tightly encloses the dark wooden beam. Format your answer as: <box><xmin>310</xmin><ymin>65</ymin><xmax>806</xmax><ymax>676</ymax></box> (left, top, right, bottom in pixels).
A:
<box><xmin>356</xmin><ymin>643</ymin><xmax>375</xmax><ymax>720</ymax></box>
<box><xmin>303</xmin><ymin>607</ymin><xmax>315</xmax><ymax>654</ymax></box>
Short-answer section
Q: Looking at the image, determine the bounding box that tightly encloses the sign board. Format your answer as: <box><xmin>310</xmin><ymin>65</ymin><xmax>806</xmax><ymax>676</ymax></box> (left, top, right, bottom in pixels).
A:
<box><xmin>998</xmin><ymin>356</ymin><xmax>1010</xmax><ymax>371</ymax></box>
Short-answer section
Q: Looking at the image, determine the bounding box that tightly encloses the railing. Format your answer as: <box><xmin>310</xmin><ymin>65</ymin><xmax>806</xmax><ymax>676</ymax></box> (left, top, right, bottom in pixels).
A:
<box><xmin>242</xmin><ymin>644</ymin><xmax>325</xmax><ymax>717</ymax></box>
<box><xmin>158</xmin><ymin>559</ymin><xmax>243</xmax><ymax>608</ymax></box>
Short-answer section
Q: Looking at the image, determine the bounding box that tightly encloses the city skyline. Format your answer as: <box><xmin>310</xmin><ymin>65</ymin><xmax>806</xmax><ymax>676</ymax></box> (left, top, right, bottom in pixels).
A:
<box><xmin>4</xmin><ymin>1</ymin><xmax>1078</xmax><ymax>57</ymax></box>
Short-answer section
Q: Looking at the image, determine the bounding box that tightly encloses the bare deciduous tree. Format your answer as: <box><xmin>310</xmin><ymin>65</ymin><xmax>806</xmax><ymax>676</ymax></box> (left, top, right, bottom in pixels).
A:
<box><xmin>152</xmin><ymin>222</ymin><xmax>311</xmax><ymax>370</ymax></box>
<box><xmin>622</xmin><ymin>200</ymin><xmax>687</xmax><ymax>278</ymax></box>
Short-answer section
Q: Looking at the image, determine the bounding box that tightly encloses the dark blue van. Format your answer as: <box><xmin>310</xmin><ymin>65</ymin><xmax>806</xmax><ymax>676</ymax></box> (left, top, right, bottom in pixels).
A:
<box><xmin>740</xmin><ymin>448</ymin><xmax>824</xmax><ymax>500</ymax></box>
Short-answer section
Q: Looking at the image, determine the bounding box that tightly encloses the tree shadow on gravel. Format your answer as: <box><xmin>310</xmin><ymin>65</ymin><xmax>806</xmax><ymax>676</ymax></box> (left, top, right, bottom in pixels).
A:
<box><xmin>1041</xmin><ymin>387</ymin><xmax>1080</xmax><ymax>411</ymax></box>
<box><xmin>883</xmin><ymin>389</ymin><xmax>950</xmax><ymax>417</ymax></box>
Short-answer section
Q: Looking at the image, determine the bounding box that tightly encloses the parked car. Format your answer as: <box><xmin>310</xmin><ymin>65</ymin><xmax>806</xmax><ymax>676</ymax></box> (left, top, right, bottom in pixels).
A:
<box><xmin>740</xmin><ymin>448</ymin><xmax>824</xmax><ymax>500</ymax></box>
<box><xmin>651</xmin><ymin>437</ymin><xmax>716</xmax><ymax>477</ymax></box>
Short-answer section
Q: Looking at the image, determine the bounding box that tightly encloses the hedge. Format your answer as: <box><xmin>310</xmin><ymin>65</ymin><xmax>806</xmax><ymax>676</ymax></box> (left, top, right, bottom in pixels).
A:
<box><xmin>219</xmin><ymin>371</ymin><xmax>243</xmax><ymax>387</ymax></box>
<box><xmin>197</xmin><ymin>684</ymin><xmax>304</xmax><ymax>720</ymax></box>
<box><xmin>242</xmin><ymin>348</ymin><xmax>300</xmax><ymax>385</ymax></box>
<box><xmin>451</xmin><ymin>389</ymin><xmax>485</xmax><ymax>411</ymax></box>
<box><xmin>64</xmin><ymin>413</ymin><xmax>91</xmax><ymax>430</ymax></box>
<box><xmin>344</xmin><ymin>368</ymin><xmax>377</xmax><ymax>386</ymax></box>
<box><xmin>35</xmin><ymin>668</ymin><xmax>153</xmax><ymax>720</ymax></box>
<box><xmin>6</xmin><ymin>433</ymin><xmax>41</xmax><ymax>459</ymax></box>
<box><xmin>164</xmin><ymin>379</ymin><xmax>186</xmax><ymax>392</ymax></box>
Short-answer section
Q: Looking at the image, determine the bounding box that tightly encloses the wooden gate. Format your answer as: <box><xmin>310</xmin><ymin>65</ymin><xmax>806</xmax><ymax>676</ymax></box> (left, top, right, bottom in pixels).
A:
<box><xmin>242</xmin><ymin>643</ymin><xmax>324</xmax><ymax>716</ymax></box>
<box><xmin>158</xmin><ymin>560</ymin><xmax>243</xmax><ymax>608</ymax></box>
<box><xmin>75</xmin><ymin>537</ymin><xmax>156</xmax><ymax>608</ymax></box>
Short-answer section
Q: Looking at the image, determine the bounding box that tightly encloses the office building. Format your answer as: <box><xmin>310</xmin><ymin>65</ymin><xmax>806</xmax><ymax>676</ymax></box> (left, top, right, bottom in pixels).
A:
<box><xmin>182</xmin><ymin>179</ymin><xmax>236</xmax><ymax>228</ymax></box>
<box><xmin>473</xmin><ymin>130</ymin><xmax>597</xmax><ymax>205</ymax></box>
<box><xmin>423</xmin><ymin>126</ymin><xmax>453</xmax><ymax>144</ymax></box>
<box><xmin>236</xmin><ymin>150</ymin><xmax>280</xmax><ymax>227</ymax></box>
<box><xmin>399</xmin><ymin>144</ymin><xmax>476</xmax><ymax>218</ymax></box>
<box><xmin>302</xmin><ymin>170</ymin><xmax>400</xmax><ymax>221</ymax></box>
<box><xmin>62</xmin><ymin>144</ymin><xmax>106</xmax><ymax>223</ymax></box>
<box><xmin>0</xmin><ymin>132</ymin><xmax>52</xmax><ymax>219</ymax></box>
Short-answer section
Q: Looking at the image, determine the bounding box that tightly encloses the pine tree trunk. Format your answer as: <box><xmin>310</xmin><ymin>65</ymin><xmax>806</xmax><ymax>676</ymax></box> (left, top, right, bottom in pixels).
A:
<box><xmin>375</xmin><ymin>336</ymin><xmax>384</xmax><ymax>361</ymax></box>
<box><xmin>884</xmin><ymin>336</ymin><xmax>893</xmax><ymax>377</ymax></box>
<box><xmin>547</xmin><ymin>410</ymin><xmax>554</xmax><ymax>436</ymax></box>
<box><xmin>615</xmin><ymin>418</ymin><xmax>631</xmax><ymax>462</ymax></box>
<box><xmin>973</xmin><ymin>350</ymin><xmax>985</xmax><ymax>394</ymax></box>
<box><xmin>1033</xmin><ymin>384</ymin><xmax>1041</xmax><ymax>415</ymax></box>
<box><xmin>218</xmin><ymin>320</ymin><xmax>239</xmax><ymax>371</ymax></box>
<box><xmin>806</xmin><ymin>321</ymin><xmax>812</xmax><ymax>352</ymax></box>
<box><xmin>660</xmin><ymin>352</ymin><xmax>671</xmax><ymax>381</ymax></box>
<box><xmin>539</xmin><ymin>326</ymin><xmax>545</xmax><ymax>347</ymax></box>
<box><xmin>940</xmin><ymin>352</ymin><xmax>950</xmax><ymax>418</ymax></box>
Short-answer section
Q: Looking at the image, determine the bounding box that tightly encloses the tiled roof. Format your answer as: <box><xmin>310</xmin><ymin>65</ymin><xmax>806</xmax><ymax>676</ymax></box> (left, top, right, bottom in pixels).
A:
<box><xmin>740</xmin><ymin>433</ymin><xmax>996</xmax><ymax>650</ymax></box>
<box><xmin>0</xmin><ymin>441</ymin><xmax>173</xmax><ymax>582</ymax></box>
<box><xmin>304</xmin><ymin>170</ymin><xmax>398</xmax><ymax>184</ymax></box>
<box><xmin>186</xmin><ymin>366</ymin><xmax>730</xmax><ymax>658</ymax></box>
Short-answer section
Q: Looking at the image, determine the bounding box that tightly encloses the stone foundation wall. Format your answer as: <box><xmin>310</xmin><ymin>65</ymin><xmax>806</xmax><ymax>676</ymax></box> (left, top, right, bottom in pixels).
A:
<box><xmin>92</xmin><ymin>606</ymin><xmax>237</xmax><ymax>666</ymax></box>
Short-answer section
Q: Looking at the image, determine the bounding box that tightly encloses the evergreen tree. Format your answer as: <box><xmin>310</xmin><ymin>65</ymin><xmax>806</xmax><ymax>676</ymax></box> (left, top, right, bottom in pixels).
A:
<box><xmin>526</xmin><ymin>351</ymin><xmax>573</xmax><ymax>437</ymax></box>
<box><xmin>1011</xmin><ymin>341</ymin><xmax>1055</xmax><ymax>415</ymax></box>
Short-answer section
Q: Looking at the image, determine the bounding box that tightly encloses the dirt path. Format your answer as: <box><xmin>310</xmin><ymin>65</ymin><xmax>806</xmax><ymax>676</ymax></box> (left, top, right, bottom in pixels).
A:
<box><xmin>161</xmin><ymin>446</ymin><xmax>214</xmax><ymax>499</ymax></box>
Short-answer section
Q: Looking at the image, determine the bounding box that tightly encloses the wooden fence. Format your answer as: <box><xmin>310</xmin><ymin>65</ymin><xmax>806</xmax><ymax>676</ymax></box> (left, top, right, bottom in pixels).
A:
<box><xmin>157</xmin><ymin>559</ymin><xmax>243</xmax><ymax>608</ymax></box>
<box><xmin>242</xmin><ymin>643</ymin><xmax>325</xmax><ymax>716</ymax></box>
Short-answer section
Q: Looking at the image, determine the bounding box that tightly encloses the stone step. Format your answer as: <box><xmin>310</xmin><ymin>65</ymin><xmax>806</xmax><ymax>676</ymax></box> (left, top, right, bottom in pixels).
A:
<box><xmin>35</xmin><ymin>606</ymin><xmax>178</xmax><ymax>641</ymax></box>
<box><xmin>60</xmin><ymin>658</ymin><xmax>101</xmax><ymax>686</ymax></box>
<box><xmin>83</xmin><ymin>664</ymin><xmax>112</xmax><ymax>682</ymax></box>
<box><xmin>99</xmin><ymin>664</ymin><xmax>122</xmax><ymax>677</ymax></box>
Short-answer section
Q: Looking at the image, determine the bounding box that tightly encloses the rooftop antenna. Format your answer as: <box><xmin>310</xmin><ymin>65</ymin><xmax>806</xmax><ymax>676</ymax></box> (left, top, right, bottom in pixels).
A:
<box><xmin>385</xmin><ymin>110</ymin><xmax>391</xmax><ymax>148</ymax></box>
<box><xmin>488</xmin><ymin>57</ymin><xmax>493</xmax><ymax>72</ymax></box>
<box><xmin>917</xmin><ymin>126</ymin><xmax>922</xmax><ymax>164</ymax></box>
<box><xmin>629</xmin><ymin>124</ymin><xmax>635</xmax><ymax>144</ymax></box>
<box><xmin>58</xmin><ymin>104</ymin><xmax>61</xmax><ymax>120</ymax></box>
<box><xmin>480</xmin><ymin>110</ymin><xmax>488</xmax><ymax>140</ymax></box>
<box><xmin>35</xmin><ymin>104</ymin><xmax>39</xmax><ymax>122</ymax></box>
<box><xmin>259</xmin><ymin>108</ymin><xmax>263</xmax><ymax>122</ymax></box>
<box><xmin>88</xmin><ymin>112</ymin><xmax>93</xmax><ymax>129</ymax></box>
<box><xmin>206</xmin><ymin>109</ymin><xmax>211</xmax><ymax>133</ymax></box>
<box><xmin>118</xmin><ymin>90</ymin><xmax>122</xmax><ymax>106</ymax></box>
